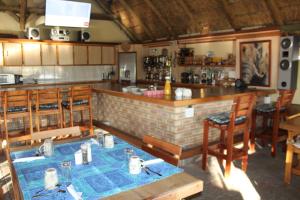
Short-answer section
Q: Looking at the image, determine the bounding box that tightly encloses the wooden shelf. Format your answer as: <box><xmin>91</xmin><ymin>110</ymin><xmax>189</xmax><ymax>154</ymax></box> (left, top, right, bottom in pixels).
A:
<box><xmin>177</xmin><ymin>64</ymin><xmax>236</xmax><ymax>67</ymax></box>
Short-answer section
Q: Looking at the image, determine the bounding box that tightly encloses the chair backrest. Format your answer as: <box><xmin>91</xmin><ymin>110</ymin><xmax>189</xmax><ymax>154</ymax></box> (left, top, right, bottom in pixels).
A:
<box><xmin>69</xmin><ymin>85</ymin><xmax>92</xmax><ymax>102</ymax></box>
<box><xmin>231</xmin><ymin>93</ymin><xmax>256</xmax><ymax>124</ymax></box>
<box><xmin>36</xmin><ymin>88</ymin><xmax>62</xmax><ymax>108</ymax></box>
<box><xmin>3</xmin><ymin>90</ymin><xmax>31</xmax><ymax>110</ymax></box>
<box><xmin>277</xmin><ymin>90</ymin><xmax>295</xmax><ymax>109</ymax></box>
<box><xmin>31</xmin><ymin>126</ymin><xmax>81</xmax><ymax>140</ymax></box>
<box><xmin>142</xmin><ymin>135</ymin><xmax>182</xmax><ymax>166</ymax></box>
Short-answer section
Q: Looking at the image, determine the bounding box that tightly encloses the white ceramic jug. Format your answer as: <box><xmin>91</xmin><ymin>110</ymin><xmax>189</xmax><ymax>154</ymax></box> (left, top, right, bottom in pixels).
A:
<box><xmin>129</xmin><ymin>156</ymin><xmax>142</xmax><ymax>175</ymax></box>
<box><xmin>39</xmin><ymin>139</ymin><xmax>54</xmax><ymax>157</ymax></box>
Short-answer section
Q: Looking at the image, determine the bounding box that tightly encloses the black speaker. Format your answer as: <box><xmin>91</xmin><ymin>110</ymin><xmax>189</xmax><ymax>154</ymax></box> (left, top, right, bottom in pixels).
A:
<box><xmin>79</xmin><ymin>30</ymin><xmax>90</xmax><ymax>42</ymax></box>
<box><xmin>278</xmin><ymin>36</ymin><xmax>300</xmax><ymax>89</ymax></box>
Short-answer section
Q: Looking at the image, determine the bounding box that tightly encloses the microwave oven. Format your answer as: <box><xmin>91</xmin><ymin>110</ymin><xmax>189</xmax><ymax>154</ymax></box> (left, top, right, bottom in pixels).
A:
<box><xmin>0</xmin><ymin>74</ymin><xmax>23</xmax><ymax>85</ymax></box>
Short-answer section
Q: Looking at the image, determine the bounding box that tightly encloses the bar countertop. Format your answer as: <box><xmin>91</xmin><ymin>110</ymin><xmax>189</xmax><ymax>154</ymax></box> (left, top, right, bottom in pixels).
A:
<box><xmin>93</xmin><ymin>82</ymin><xmax>276</xmax><ymax>107</ymax></box>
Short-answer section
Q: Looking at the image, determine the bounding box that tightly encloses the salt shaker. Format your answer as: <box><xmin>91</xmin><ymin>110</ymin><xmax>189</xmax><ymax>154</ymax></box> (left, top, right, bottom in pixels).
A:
<box><xmin>80</xmin><ymin>143</ymin><xmax>88</xmax><ymax>165</ymax></box>
<box><xmin>87</xmin><ymin>143</ymin><xmax>92</xmax><ymax>162</ymax></box>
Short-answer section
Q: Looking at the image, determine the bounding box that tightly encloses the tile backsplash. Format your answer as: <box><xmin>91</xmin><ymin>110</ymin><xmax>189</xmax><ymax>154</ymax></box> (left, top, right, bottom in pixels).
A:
<box><xmin>0</xmin><ymin>65</ymin><xmax>117</xmax><ymax>83</ymax></box>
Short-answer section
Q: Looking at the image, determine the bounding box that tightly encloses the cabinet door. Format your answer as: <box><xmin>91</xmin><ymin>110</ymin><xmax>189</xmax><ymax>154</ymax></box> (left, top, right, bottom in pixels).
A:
<box><xmin>41</xmin><ymin>44</ymin><xmax>57</xmax><ymax>65</ymax></box>
<box><xmin>74</xmin><ymin>45</ymin><xmax>88</xmax><ymax>65</ymax></box>
<box><xmin>57</xmin><ymin>45</ymin><xmax>73</xmax><ymax>65</ymax></box>
<box><xmin>102</xmin><ymin>46</ymin><xmax>115</xmax><ymax>65</ymax></box>
<box><xmin>88</xmin><ymin>46</ymin><xmax>102</xmax><ymax>65</ymax></box>
<box><xmin>0</xmin><ymin>43</ymin><xmax>3</xmax><ymax>66</ymax></box>
<box><xmin>22</xmin><ymin>43</ymin><xmax>41</xmax><ymax>66</ymax></box>
<box><xmin>3</xmin><ymin>43</ymin><xmax>22</xmax><ymax>66</ymax></box>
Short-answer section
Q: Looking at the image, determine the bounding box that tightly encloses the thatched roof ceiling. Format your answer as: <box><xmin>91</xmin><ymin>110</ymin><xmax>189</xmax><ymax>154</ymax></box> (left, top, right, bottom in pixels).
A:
<box><xmin>1</xmin><ymin>0</ymin><xmax>300</xmax><ymax>42</ymax></box>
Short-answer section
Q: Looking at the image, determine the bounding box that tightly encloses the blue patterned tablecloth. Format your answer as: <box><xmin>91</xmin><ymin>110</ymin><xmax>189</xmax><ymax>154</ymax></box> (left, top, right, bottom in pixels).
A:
<box><xmin>11</xmin><ymin>137</ymin><xmax>183</xmax><ymax>200</ymax></box>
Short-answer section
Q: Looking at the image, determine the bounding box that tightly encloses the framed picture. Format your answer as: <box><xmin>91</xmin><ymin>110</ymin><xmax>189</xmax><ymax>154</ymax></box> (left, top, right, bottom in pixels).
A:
<box><xmin>240</xmin><ymin>40</ymin><xmax>271</xmax><ymax>87</ymax></box>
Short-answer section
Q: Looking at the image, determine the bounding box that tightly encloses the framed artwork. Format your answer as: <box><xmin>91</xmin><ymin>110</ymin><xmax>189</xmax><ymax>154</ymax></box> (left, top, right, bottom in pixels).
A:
<box><xmin>240</xmin><ymin>40</ymin><xmax>271</xmax><ymax>87</ymax></box>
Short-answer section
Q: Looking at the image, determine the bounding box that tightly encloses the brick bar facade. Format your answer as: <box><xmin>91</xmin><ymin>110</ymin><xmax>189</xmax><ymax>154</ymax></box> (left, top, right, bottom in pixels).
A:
<box><xmin>93</xmin><ymin>93</ymin><xmax>234</xmax><ymax>149</ymax></box>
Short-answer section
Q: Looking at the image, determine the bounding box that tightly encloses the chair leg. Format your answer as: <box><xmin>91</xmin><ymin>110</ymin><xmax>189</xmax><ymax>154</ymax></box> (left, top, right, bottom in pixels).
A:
<box><xmin>36</xmin><ymin>113</ymin><xmax>40</xmax><ymax>132</ymax></box>
<box><xmin>242</xmin><ymin>127</ymin><xmax>249</xmax><ymax>172</ymax></box>
<box><xmin>62</xmin><ymin>109</ymin><xmax>66</xmax><ymax>128</ymax></box>
<box><xmin>70</xmin><ymin>107</ymin><xmax>74</xmax><ymax>127</ymax></box>
<box><xmin>271</xmin><ymin>113</ymin><xmax>279</xmax><ymax>157</ymax></box>
<box><xmin>284</xmin><ymin>140</ymin><xmax>294</xmax><ymax>184</ymax></box>
<box><xmin>225</xmin><ymin>129</ymin><xmax>234</xmax><ymax>178</ymax></box>
<box><xmin>219</xmin><ymin>129</ymin><xmax>225</xmax><ymax>164</ymax></box>
<box><xmin>250</xmin><ymin>111</ymin><xmax>256</xmax><ymax>152</ymax></box>
<box><xmin>202</xmin><ymin>120</ymin><xmax>209</xmax><ymax>171</ymax></box>
<box><xmin>80</xmin><ymin>110</ymin><xmax>84</xmax><ymax>124</ymax></box>
<box><xmin>88</xmin><ymin>106</ymin><xmax>93</xmax><ymax>135</ymax></box>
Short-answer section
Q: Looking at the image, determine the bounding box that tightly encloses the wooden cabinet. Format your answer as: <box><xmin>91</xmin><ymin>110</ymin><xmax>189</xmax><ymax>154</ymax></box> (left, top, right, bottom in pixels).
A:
<box><xmin>57</xmin><ymin>45</ymin><xmax>73</xmax><ymax>65</ymax></box>
<box><xmin>102</xmin><ymin>46</ymin><xmax>115</xmax><ymax>65</ymax></box>
<box><xmin>88</xmin><ymin>46</ymin><xmax>102</xmax><ymax>65</ymax></box>
<box><xmin>41</xmin><ymin>44</ymin><xmax>57</xmax><ymax>65</ymax></box>
<box><xmin>3</xmin><ymin>42</ymin><xmax>23</xmax><ymax>66</ymax></box>
<box><xmin>74</xmin><ymin>45</ymin><xmax>88</xmax><ymax>65</ymax></box>
<box><xmin>22</xmin><ymin>43</ymin><xmax>41</xmax><ymax>66</ymax></box>
<box><xmin>0</xmin><ymin>43</ymin><xmax>3</xmax><ymax>66</ymax></box>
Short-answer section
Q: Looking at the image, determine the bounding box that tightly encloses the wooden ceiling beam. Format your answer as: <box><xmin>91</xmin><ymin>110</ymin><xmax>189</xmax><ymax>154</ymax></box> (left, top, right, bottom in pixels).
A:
<box><xmin>94</xmin><ymin>0</ymin><xmax>139</xmax><ymax>42</ymax></box>
<box><xmin>119</xmin><ymin>0</ymin><xmax>154</xmax><ymax>41</ymax></box>
<box><xmin>144</xmin><ymin>0</ymin><xmax>174</xmax><ymax>38</ymax></box>
<box><xmin>19</xmin><ymin>0</ymin><xmax>27</xmax><ymax>31</ymax></box>
<box><xmin>220</xmin><ymin>0</ymin><xmax>238</xmax><ymax>31</ymax></box>
<box><xmin>264</xmin><ymin>0</ymin><xmax>284</xmax><ymax>26</ymax></box>
<box><xmin>175</xmin><ymin>0</ymin><xmax>198</xmax><ymax>33</ymax></box>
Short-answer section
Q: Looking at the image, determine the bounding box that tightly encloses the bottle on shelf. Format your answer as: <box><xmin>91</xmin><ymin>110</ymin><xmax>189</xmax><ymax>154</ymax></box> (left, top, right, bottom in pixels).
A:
<box><xmin>164</xmin><ymin>76</ymin><xmax>171</xmax><ymax>96</ymax></box>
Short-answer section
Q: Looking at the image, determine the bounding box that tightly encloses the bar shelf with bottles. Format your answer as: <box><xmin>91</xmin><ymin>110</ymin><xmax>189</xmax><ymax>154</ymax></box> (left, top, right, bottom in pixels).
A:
<box><xmin>177</xmin><ymin>48</ymin><xmax>236</xmax><ymax>68</ymax></box>
<box><xmin>143</xmin><ymin>55</ymin><xmax>173</xmax><ymax>81</ymax></box>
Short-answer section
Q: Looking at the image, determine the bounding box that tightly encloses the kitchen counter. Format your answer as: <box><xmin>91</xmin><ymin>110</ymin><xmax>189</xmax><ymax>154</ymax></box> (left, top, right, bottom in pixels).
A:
<box><xmin>93</xmin><ymin>82</ymin><xmax>276</xmax><ymax>107</ymax></box>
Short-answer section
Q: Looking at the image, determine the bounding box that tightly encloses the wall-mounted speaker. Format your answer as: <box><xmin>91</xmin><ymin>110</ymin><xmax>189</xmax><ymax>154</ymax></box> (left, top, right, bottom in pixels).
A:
<box><xmin>278</xmin><ymin>36</ymin><xmax>300</xmax><ymax>90</ymax></box>
<box><xmin>79</xmin><ymin>30</ymin><xmax>90</xmax><ymax>42</ymax></box>
<box><xmin>26</xmin><ymin>28</ymin><xmax>40</xmax><ymax>40</ymax></box>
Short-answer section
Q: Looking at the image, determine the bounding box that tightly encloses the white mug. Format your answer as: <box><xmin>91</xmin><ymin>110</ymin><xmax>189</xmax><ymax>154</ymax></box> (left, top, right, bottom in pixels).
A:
<box><xmin>44</xmin><ymin>168</ymin><xmax>58</xmax><ymax>190</ymax></box>
<box><xmin>104</xmin><ymin>134</ymin><xmax>114</xmax><ymax>148</ymax></box>
<box><xmin>39</xmin><ymin>139</ymin><xmax>54</xmax><ymax>157</ymax></box>
<box><xmin>129</xmin><ymin>156</ymin><xmax>142</xmax><ymax>175</ymax></box>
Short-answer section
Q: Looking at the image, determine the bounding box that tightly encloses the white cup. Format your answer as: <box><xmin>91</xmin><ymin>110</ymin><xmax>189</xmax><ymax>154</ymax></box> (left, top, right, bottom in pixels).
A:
<box><xmin>264</xmin><ymin>96</ymin><xmax>271</xmax><ymax>104</ymax></box>
<box><xmin>183</xmin><ymin>88</ymin><xmax>192</xmax><ymax>97</ymax></box>
<box><xmin>129</xmin><ymin>156</ymin><xmax>142</xmax><ymax>175</ymax></box>
<box><xmin>39</xmin><ymin>139</ymin><xmax>54</xmax><ymax>157</ymax></box>
<box><xmin>175</xmin><ymin>88</ymin><xmax>183</xmax><ymax>97</ymax></box>
<box><xmin>44</xmin><ymin>168</ymin><xmax>58</xmax><ymax>190</ymax></box>
<box><xmin>104</xmin><ymin>134</ymin><xmax>114</xmax><ymax>148</ymax></box>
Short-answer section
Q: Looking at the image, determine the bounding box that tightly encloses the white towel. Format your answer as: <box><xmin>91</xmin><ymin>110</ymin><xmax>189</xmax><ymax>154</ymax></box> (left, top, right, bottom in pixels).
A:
<box><xmin>13</xmin><ymin>156</ymin><xmax>45</xmax><ymax>163</ymax></box>
<box><xmin>67</xmin><ymin>184</ymin><xmax>82</xmax><ymax>200</ymax></box>
<box><xmin>142</xmin><ymin>158</ymin><xmax>164</xmax><ymax>166</ymax></box>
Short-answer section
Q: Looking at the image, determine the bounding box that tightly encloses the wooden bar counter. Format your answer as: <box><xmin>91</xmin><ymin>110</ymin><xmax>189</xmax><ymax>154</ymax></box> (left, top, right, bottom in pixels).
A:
<box><xmin>92</xmin><ymin>82</ymin><xmax>276</xmax><ymax>150</ymax></box>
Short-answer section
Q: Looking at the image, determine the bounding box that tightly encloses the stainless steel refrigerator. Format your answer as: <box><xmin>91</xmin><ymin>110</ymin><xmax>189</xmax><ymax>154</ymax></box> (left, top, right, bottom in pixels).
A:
<box><xmin>118</xmin><ymin>52</ymin><xmax>137</xmax><ymax>83</ymax></box>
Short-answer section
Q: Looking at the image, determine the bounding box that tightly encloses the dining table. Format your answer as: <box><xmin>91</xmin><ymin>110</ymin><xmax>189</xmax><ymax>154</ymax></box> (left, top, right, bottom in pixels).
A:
<box><xmin>9</xmin><ymin>135</ymin><xmax>203</xmax><ymax>200</ymax></box>
<box><xmin>280</xmin><ymin>113</ymin><xmax>300</xmax><ymax>184</ymax></box>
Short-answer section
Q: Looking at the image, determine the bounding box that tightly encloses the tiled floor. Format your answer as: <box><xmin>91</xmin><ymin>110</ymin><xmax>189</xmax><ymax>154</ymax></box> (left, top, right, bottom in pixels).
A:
<box><xmin>1</xmin><ymin>145</ymin><xmax>300</xmax><ymax>200</ymax></box>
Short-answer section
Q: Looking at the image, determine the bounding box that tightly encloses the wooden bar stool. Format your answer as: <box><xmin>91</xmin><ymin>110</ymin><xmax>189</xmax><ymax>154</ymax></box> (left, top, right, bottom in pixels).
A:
<box><xmin>202</xmin><ymin>93</ymin><xmax>256</xmax><ymax>178</ymax></box>
<box><xmin>251</xmin><ymin>90</ymin><xmax>295</xmax><ymax>157</ymax></box>
<box><xmin>62</xmin><ymin>85</ymin><xmax>93</xmax><ymax>135</ymax></box>
<box><xmin>142</xmin><ymin>135</ymin><xmax>182</xmax><ymax>166</ymax></box>
<box><xmin>34</xmin><ymin>88</ymin><xmax>63</xmax><ymax>132</ymax></box>
<box><xmin>2</xmin><ymin>90</ymin><xmax>33</xmax><ymax>147</ymax></box>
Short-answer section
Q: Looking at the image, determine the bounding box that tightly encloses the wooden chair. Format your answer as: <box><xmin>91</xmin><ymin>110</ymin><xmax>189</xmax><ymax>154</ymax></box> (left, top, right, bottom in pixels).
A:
<box><xmin>2</xmin><ymin>90</ymin><xmax>33</xmax><ymax>146</ymax></box>
<box><xmin>251</xmin><ymin>90</ymin><xmax>295</xmax><ymax>157</ymax></box>
<box><xmin>6</xmin><ymin>126</ymin><xmax>81</xmax><ymax>200</ymax></box>
<box><xmin>202</xmin><ymin>93</ymin><xmax>256</xmax><ymax>178</ymax></box>
<box><xmin>34</xmin><ymin>88</ymin><xmax>63</xmax><ymax>132</ymax></box>
<box><xmin>142</xmin><ymin>135</ymin><xmax>182</xmax><ymax>166</ymax></box>
<box><xmin>283</xmin><ymin>113</ymin><xmax>300</xmax><ymax>184</ymax></box>
<box><xmin>62</xmin><ymin>86</ymin><xmax>93</xmax><ymax>135</ymax></box>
